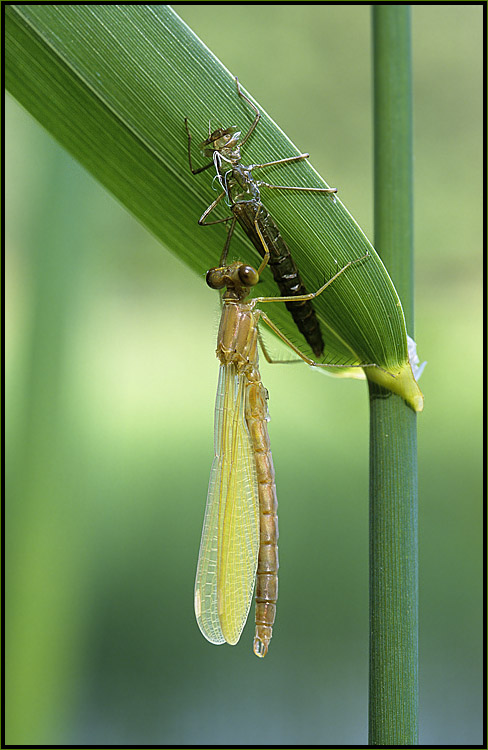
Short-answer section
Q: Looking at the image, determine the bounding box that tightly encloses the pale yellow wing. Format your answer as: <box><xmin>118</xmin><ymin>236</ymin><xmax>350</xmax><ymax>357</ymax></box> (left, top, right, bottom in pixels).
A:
<box><xmin>195</xmin><ymin>363</ymin><xmax>260</xmax><ymax>646</ymax></box>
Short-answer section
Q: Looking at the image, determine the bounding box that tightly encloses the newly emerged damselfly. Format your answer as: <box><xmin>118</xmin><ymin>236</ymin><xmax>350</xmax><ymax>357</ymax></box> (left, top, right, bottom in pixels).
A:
<box><xmin>195</xmin><ymin>251</ymin><xmax>372</xmax><ymax>657</ymax></box>
<box><xmin>185</xmin><ymin>78</ymin><xmax>338</xmax><ymax>358</ymax></box>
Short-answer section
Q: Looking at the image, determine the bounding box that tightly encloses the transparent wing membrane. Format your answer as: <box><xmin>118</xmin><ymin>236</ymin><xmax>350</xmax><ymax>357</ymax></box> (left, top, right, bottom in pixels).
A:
<box><xmin>195</xmin><ymin>364</ymin><xmax>260</xmax><ymax>645</ymax></box>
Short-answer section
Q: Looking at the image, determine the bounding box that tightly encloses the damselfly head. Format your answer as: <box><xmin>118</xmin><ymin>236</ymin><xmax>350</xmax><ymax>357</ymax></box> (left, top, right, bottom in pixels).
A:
<box><xmin>200</xmin><ymin>127</ymin><xmax>240</xmax><ymax>156</ymax></box>
<box><xmin>206</xmin><ymin>262</ymin><xmax>259</xmax><ymax>299</ymax></box>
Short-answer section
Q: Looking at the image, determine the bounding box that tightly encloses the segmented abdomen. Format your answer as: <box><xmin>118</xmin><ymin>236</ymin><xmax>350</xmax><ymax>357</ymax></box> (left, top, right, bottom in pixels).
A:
<box><xmin>245</xmin><ymin>378</ymin><xmax>278</xmax><ymax>658</ymax></box>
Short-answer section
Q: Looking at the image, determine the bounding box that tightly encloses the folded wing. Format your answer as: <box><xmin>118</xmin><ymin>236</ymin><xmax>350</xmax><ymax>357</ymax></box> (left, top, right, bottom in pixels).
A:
<box><xmin>195</xmin><ymin>363</ymin><xmax>260</xmax><ymax>645</ymax></box>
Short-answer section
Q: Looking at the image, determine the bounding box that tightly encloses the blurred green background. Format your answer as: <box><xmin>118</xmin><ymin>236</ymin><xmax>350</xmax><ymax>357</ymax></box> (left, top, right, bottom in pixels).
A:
<box><xmin>6</xmin><ymin>5</ymin><xmax>482</xmax><ymax>746</ymax></box>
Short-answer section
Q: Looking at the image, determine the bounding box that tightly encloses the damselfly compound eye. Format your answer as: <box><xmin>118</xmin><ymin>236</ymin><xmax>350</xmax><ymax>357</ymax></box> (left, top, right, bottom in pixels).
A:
<box><xmin>238</xmin><ymin>265</ymin><xmax>259</xmax><ymax>287</ymax></box>
<box><xmin>206</xmin><ymin>268</ymin><xmax>226</xmax><ymax>289</ymax></box>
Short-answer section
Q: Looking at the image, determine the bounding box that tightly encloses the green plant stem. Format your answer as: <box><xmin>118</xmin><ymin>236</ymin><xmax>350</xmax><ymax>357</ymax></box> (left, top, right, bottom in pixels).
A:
<box><xmin>369</xmin><ymin>6</ymin><xmax>419</xmax><ymax>746</ymax></box>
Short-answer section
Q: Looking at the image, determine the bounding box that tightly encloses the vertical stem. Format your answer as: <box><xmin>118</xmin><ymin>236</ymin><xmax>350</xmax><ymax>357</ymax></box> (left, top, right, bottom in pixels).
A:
<box><xmin>369</xmin><ymin>6</ymin><xmax>419</xmax><ymax>746</ymax></box>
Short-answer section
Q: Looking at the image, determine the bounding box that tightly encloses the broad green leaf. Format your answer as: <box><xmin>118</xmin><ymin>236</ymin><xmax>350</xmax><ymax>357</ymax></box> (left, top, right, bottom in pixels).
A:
<box><xmin>5</xmin><ymin>4</ymin><xmax>423</xmax><ymax>411</ymax></box>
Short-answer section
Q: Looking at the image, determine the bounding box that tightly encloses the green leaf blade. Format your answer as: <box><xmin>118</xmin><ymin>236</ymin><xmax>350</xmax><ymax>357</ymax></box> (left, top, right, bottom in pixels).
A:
<box><xmin>5</xmin><ymin>4</ymin><xmax>423</xmax><ymax>410</ymax></box>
